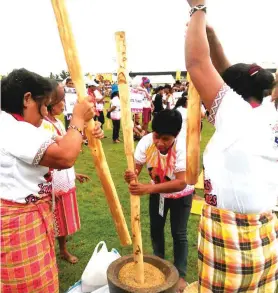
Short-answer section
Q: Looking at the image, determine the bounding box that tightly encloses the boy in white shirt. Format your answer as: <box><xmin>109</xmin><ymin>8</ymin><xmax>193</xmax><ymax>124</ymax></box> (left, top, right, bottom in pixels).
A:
<box><xmin>124</xmin><ymin>110</ymin><xmax>194</xmax><ymax>292</ymax></box>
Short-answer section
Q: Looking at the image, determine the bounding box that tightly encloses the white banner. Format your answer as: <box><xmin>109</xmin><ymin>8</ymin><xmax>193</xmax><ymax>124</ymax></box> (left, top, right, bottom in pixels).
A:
<box><xmin>64</xmin><ymin>87</ymin><xmax>78</xmax><ymax>115</ymax></box>
<box><xmin>130</xmin><ymin>88</ymin><xmax>145</xmax><ymax>113</ymax></box>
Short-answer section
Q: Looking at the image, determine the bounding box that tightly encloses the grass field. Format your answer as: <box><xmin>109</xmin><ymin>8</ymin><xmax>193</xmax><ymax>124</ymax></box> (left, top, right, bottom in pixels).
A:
<box><xmin>58</xmin><ymin>117</ymin><xmax>215</xmax><ymax>292</ymax></box>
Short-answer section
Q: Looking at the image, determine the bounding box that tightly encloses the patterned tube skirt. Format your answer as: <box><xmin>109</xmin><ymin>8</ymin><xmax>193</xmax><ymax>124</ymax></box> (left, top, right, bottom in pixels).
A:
<box><xmin>53</xmin><ymin>187</ymin><xmax>80</xmax><ymax>237</ymax></box>
<box><xmin>1</xmin><ymin>197</ymin><xmax>59</xmax><ymax>293</ymax></box>
<box><xmin>198</xmin><ymin>204</ymin><xmax>278</xmax><ymax>293</ymax></box>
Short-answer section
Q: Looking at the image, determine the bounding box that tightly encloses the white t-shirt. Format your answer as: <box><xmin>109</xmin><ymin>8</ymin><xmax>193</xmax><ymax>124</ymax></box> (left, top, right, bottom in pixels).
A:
<box><xmin>110</xmin><ymin>96</ymin><xmax>121</xmax><ymax>120</ymax></box>
<box><xmin>94</xmin><ymin>90</ymin><xmax>104</xmax><ymax>112</ymax></box>
<box><xmin>173</xmin><ymin>92</ymin><xmax>183</xmax><ymax>106</ymax></box>
<box><xmin>204</xmin><ymin>84</ymin><xmax>278</xmax><ymax>214</ymax></box>
<box><xmin>263</xmin><ymin>95</ymin><xmax>272</xmax><ymax>105</ymax></box>
<box><xmin>163</xmin><ymin>94</ymin><xmax>175</xmax><ymax>109</ymax></box>
<box><xmin>0</xmin><ymin>111</ymin><xmax>55</xmax><ymax>203</ymax></box>
<box><xmin>137</xmin><ymin>86</ymin><xmax>151</xmax><ymax>108</ymax></box>
<box><xmin>176</xmin><ymin>107</ymin><xmax>188</xmax><ymax>138</ymax></box>
<box><xmin>135</xmin><ymin>133</ymin><xmax>194</xmax><ymax>199</ymax></box>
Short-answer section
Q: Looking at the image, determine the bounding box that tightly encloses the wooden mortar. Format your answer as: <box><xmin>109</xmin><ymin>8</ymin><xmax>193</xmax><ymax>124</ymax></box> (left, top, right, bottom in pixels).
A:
<box><xmin>107</xmin><ymin>255</ymin><xmax>179</xmax><ymax>293</ymax></box>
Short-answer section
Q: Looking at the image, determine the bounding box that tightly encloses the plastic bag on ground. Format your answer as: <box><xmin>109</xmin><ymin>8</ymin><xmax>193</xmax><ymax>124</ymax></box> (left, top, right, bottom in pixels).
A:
<box><xmin>81</xmin><ymin>241</ymin><xmax>120</xmax><ymax>292</ymax></box>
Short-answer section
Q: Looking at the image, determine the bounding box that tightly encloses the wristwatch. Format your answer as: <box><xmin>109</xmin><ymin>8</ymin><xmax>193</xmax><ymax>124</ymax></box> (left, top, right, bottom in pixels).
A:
<box><xmin>190</xmin><ymin>5</ymin><xmax>207</xmax><ymax>17</ymax></box>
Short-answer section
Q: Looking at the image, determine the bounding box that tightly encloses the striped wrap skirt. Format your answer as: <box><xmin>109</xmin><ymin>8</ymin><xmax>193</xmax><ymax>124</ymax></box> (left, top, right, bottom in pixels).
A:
<box><xmin>53</xmin><ymin>187</ymin><xmax>80</xmax><ymax>237</ymax></box>
<box><xmin>198</xmin><ymin>204</ymin><xmax>278</xmax><ymax>293</ymax></box>
<box><xmin>1</xmin><ymin>197</ymin><xmax>59</xmax><ymax>293</ymax></box>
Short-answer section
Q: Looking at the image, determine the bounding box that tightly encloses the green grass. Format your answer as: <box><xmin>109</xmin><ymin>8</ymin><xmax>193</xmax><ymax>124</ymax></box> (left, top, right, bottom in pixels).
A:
<box><xmin>58</xmin><ymin>118</ymin><xmax>215</xmax><ymax>292</ymax></box>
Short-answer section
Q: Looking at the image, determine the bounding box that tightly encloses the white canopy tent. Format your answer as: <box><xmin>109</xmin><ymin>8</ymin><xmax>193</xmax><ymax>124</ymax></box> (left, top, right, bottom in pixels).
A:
<box><xmin>131</xmin><ymin>75</ymin><xmax>176</xmax><ymax>87</ymax></box>
<box><xmin>62</xmin><ymin>75</ymin><xmax>96</xmax><ymax>86</ymax></box>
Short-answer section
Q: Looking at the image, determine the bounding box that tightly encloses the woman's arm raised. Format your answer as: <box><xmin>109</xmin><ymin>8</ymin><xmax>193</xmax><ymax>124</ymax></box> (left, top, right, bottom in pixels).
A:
<box><xmin>185</xmin><ymin>0</ymin><xmax>224</xmax><ymax>110</ymax></box>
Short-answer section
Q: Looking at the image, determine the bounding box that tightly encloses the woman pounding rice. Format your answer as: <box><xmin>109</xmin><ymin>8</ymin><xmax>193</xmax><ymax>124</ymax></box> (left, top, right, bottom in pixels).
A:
<box><xmin>0</xmin><ymin>69</ymin><xmax>103</xmax><ymax>292</ymax></box>
<box><xmin>185</xmin><ymin>1</ymin><xmax>278</xmax><ymax>292</ymax></box>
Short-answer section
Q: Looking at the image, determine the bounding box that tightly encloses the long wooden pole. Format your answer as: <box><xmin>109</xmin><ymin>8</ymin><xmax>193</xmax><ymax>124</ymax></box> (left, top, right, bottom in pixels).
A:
<box><xmin>186</xmin><ymin>74</ymin><xmax>201</xmax><ymax>185</ymax></box>
<box><xmin>115</xmin><ymin>31</ymin><xmax>144</xmax><ymax>284</ymax></box>
<box><xmin>51</xmin><ymin>0</ymin><xmax>131</xmax><ymax>246</ymax></box>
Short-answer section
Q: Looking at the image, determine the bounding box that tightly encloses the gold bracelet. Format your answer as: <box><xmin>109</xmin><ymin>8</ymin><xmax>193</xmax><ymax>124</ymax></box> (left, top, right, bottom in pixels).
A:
<box><xmin>68</xmin><ymin>125</ymin><xmax>84</xmax><ymax>136</ymax></box>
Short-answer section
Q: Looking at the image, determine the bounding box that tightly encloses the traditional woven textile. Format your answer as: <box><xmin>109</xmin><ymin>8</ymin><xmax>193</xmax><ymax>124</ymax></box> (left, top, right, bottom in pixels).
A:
<box><xmin>53</xmin><ymin>187</ymin><xmax>80</xmax><ymax>237</ymax></box>
<box><xmin>1</xmin><ymin>198</ymin><xmax>59</xmax><ymax>293</ymax></box>
<box><xmin>198</xmin><ymin>204</ymin><xmax>278</xmax><ymax>293</ymax></box>
<box><xmin>42</xmin><ymin>121</ymin><xmax>81</xmax><ymax>238</ymax></box>
<box><xmin>183</xmin><ymin>281</ymin><xmax>198</xmax><ymax>293</ymax></box>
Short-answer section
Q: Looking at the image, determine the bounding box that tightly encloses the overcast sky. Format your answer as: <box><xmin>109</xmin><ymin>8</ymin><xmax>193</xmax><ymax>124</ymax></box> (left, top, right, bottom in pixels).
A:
<box><xmin>0</xmin><ymin>0</ymin><xmax>277</xmax><ymax>76</ymax></box>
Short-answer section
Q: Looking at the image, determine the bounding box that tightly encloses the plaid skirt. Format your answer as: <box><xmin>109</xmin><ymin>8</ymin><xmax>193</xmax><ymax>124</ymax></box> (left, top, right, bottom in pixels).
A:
<box><xmin>53</xmin><ymin>187</ymin><xmax>80</xmax><ymax>237</ymax></box>
<box><xmin>1</xmin><ymin>197</ymin><xmax>59</xmax><ymax>293</ymax></box>
<box><xmin>198</xmin><ymin>204</ymin><xmax>278</xmax><ymax>293</ymax></box>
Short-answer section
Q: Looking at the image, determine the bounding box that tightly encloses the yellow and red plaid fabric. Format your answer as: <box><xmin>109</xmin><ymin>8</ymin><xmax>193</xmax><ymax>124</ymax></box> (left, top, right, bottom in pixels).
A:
<box><xmin>1</xmin><ymin>197</ymin><xmax>59</xmax><ymax>293</ymax></box>
<box><xmin>198</xmin><ymin>204</ymin><xmax>278</xmax><ymax>293</ymax></box>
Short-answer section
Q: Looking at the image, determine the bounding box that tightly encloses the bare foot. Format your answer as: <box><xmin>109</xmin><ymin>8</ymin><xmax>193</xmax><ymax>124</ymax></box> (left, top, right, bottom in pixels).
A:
<box><xmin>177</xmin><ymin>277</ymin><xmax>188</xmax><ymax>292</ymax></box>
<box><xmin>60</xmin><ymin>251</ymin><xmax>79</xmax><ymax>264</ymax></box>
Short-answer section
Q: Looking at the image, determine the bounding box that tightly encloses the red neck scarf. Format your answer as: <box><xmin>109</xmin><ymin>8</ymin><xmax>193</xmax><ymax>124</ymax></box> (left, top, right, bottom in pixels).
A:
<box><xmin>11</xmin><ymin>113</ymin><xmax>25</xmax><ymax>121</ymax></box>
<box><xmin>250</xmin><ymin>101</ymin><xmax>260</xmax><ymax>108</ymax></box>
<box><xmin>157</xmin><ymin>147</ymin><xmax>173</xmax><ymax>183</ymax></box>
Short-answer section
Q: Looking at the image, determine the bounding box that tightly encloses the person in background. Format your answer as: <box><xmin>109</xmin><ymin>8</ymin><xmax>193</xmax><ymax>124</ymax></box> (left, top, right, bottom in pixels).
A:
<box><xmin>152</xmin><ymin>86</ymin><xmax>164</xmax><ymax>116</ymax></box>
<box><xmin>174</xmin><ymin>95</ymin><xmax>188</xmax><ymax>139</ymax></box>
<box><xmin>65</xmin><ymin>77</ymin><xmax>74</xmax><ymax>88</ymax></box>
<box><xmin>140</xmin><ymin>77</ymin><xmax>153</xmax><ymax>133</ymax></box>
<box><xmin>108</xmin><ymin>84</ymin><xmax>121</xmax><ymax>143</ymax></box>
<box><xmin>133</xmin><ymin>114</ymin><xmax>145</xmax><ymax>141</ymax></box>
<box><xmin>124</xmin><ymin>110</ymin><xmax>195</xmax><ymax>292</ymax></box>
<box><xmin>97</xmin><ymin>75</ymin><xmax>105</xmax><ymax>96</ymax></box>
<box><xmin>149</xmin><ymin>83</ymin><xmax>154</xmax><ymax>95</ymax></box>
<box><xmin>88</xmin><ymin>80</ymin><xmax>105</xmax><ymax>130</ymax></box>
<box><xmin>186</xmin><ymin>1</ymin><xmax>278</xmax><ymax>292</ymax></box>
<box><xmin>173</xmin><ymin>80</ymin><xmax>183</xmax><ymax>92</ymax></box>
<box><xmin>64</xmin><ymin>77</ymin><xmax>77</xmax><ymax>130</ymax></box>
<box><xmin>41</xmin><ymin>81</ymin><xmax>96</xmax><ymax>264</ymax></box>
<box><xmin>163</xmin><ymin>84</ymin><xmax>175</xmax><ymax>109</ymax></box>
<box><xmin>0</xmin><ymin>68</ymin><xmax>102</xmax><ymax>292</ymax></box>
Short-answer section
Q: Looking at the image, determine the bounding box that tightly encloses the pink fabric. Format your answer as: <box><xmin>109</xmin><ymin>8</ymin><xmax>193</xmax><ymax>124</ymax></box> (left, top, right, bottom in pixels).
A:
<box><xmin>142</xmin><ymin>108</ymin><xmax>152</xmax><ymax>124</ymax></box>
<box><xmin>53</xmin><ymin>187</ymin><xmax>80</xmax><ymax>237</ymax></box>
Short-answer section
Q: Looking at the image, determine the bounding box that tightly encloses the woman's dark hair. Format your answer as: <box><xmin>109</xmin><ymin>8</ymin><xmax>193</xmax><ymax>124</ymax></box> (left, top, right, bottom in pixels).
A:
<box><xmin>1</xmin><ymin>68</ymin><xmax>53</xmax><ymax>115</ymax></box>
<box><xmin>174</xmin><ymin>96</ymin><xmax>188</xmax><ymax>109</ymax></box>
<box><xmin>222</xmin><ymin>63</ymin><xmax>274</xmax><ymax>103</ymax></box>
<box><xmin>164</xmin><ymin>84</ymin><xmax>172</xmax><ymax>91</ymax></box>
<box><xmin>111</xmin><ymin>91</ymin><xmax>119</xmax><ymax>99</ymax></box>
<box><xmin>66</xmin><ymin>77</ymin><xmax>72</xmax><ymax>84</ymax></box>
<box><xmin>155</xmin><ymin>86</ymin><xmax>164</xmax><ymax>94</ymax></box>
<box><xmin>152</xmin><ymin>109</ymin><xmax>182</xmax><ymax>137</ymax></box>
